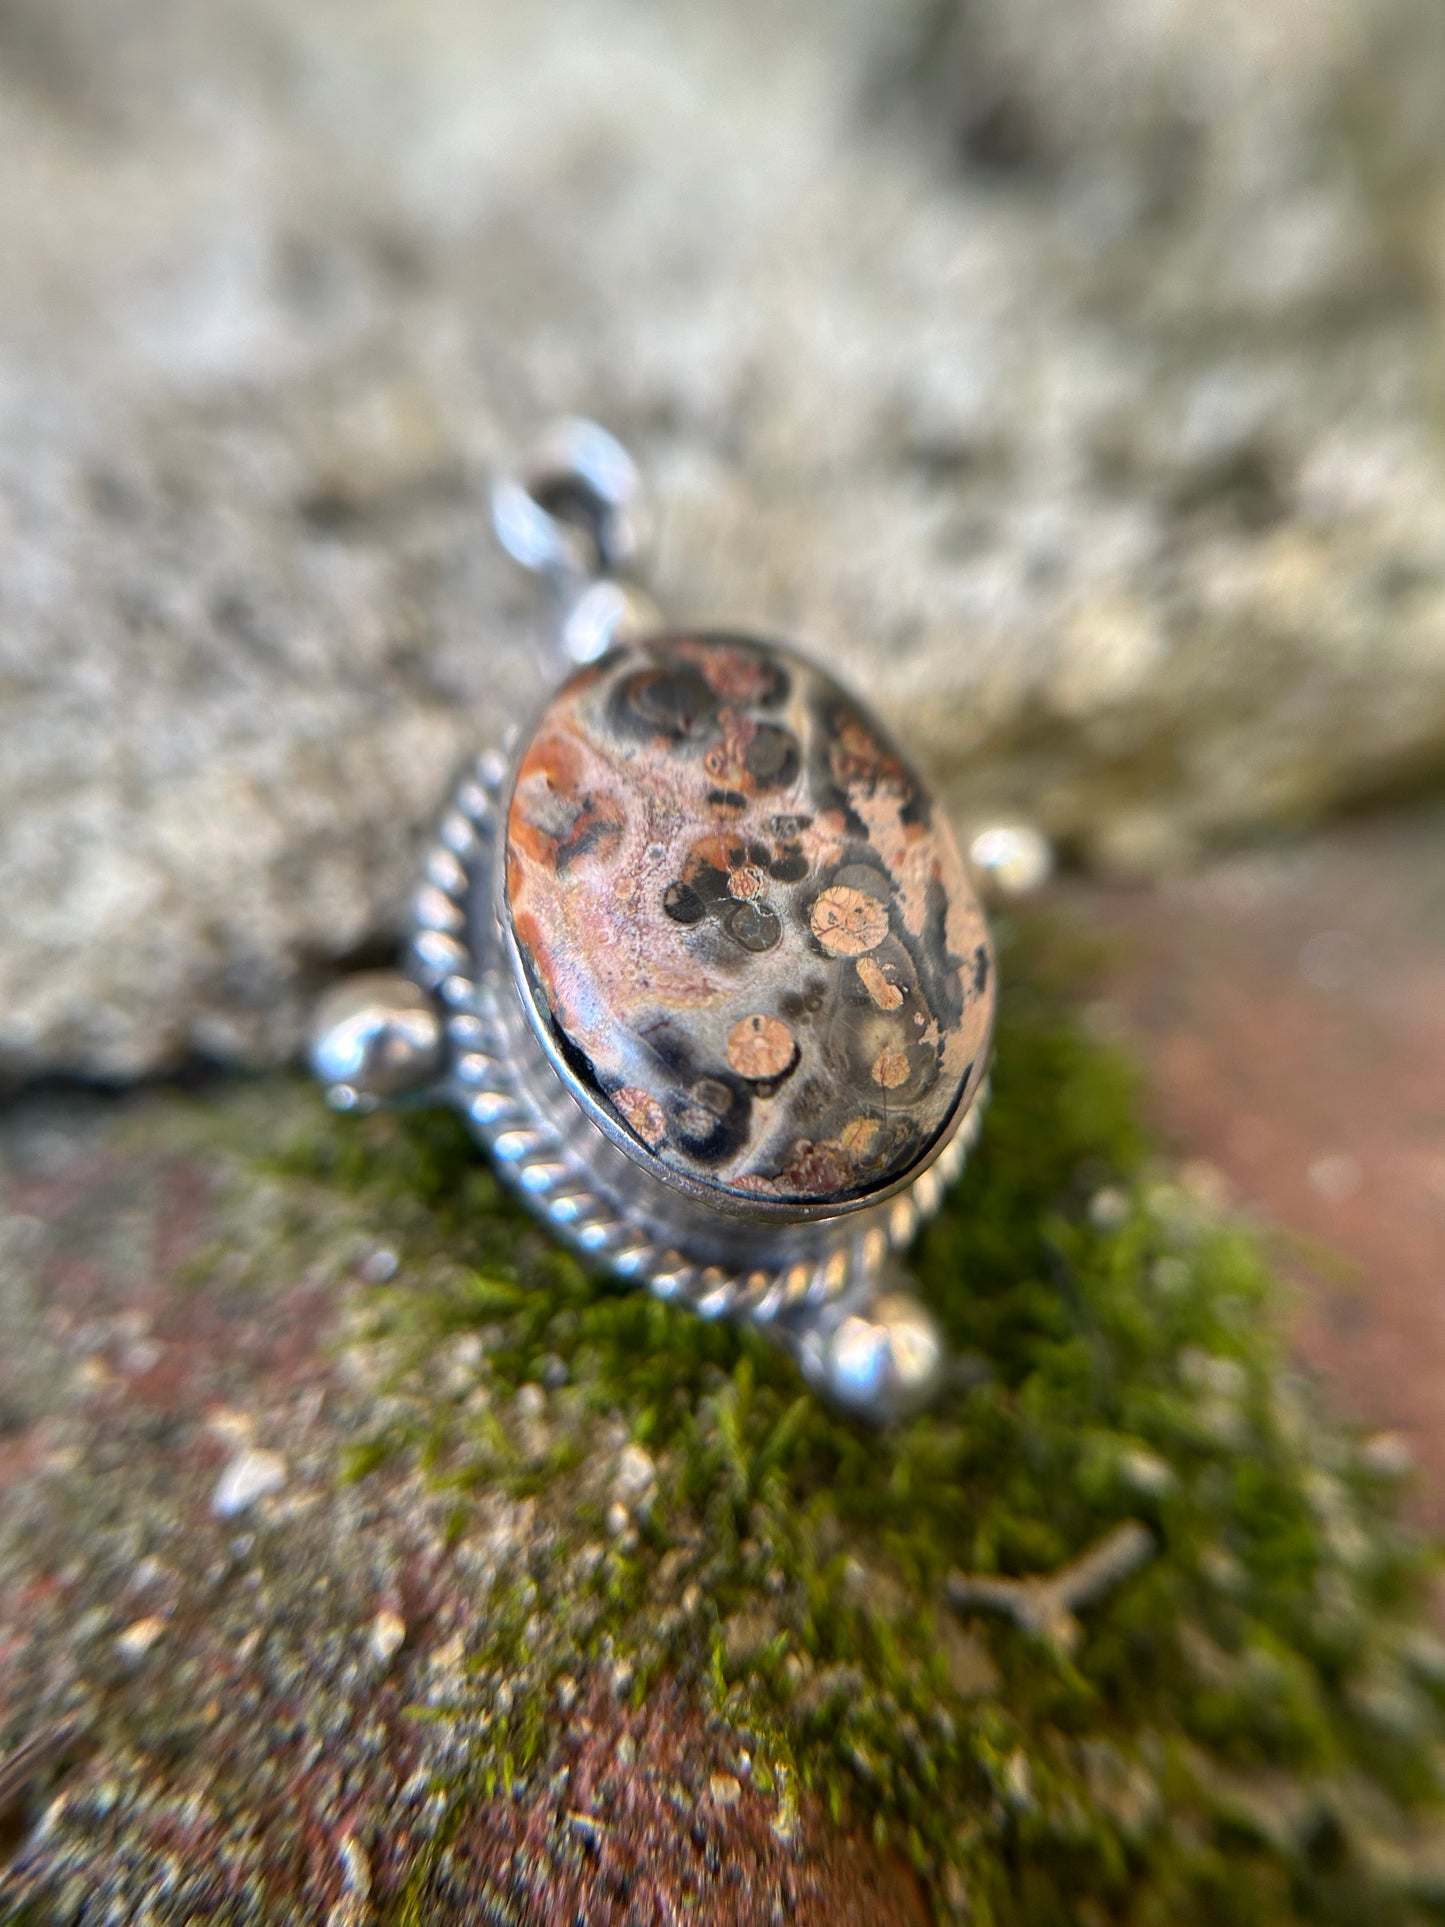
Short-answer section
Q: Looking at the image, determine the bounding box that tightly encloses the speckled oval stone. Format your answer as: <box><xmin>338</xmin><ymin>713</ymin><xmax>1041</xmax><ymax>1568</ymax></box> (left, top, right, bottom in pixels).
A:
<box><xmin>504</xmin><ymin>635</ymin><xmax>994</xmax><ymax>1209</ymax></box>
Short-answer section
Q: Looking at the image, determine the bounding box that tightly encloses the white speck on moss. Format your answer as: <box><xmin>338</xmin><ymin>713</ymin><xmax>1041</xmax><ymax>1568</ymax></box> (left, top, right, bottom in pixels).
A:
<box><xmin>1087</xmin><ymin>1185</ymin><xmax>1132</xmax><ymax>1229</ymax></box>
<box><xmin>1361</xmin><ymin>1431</ymin><xmax>1416</xmax><ymax>1480</ymax></box>
<box><xmin>1118</xmin><ymin>1447</ymin><xmax>1176</xmax><ymax>1497</ymax></box>
<box><xmin>1149</xmin><ymin>1256</ymin><xmax>1192</xmax><ymax>1296</ymax></box>
<box><xmin>368</xmin><ymin>1609</ymin><xmax>406</xmax><ymax>1665</ymax></box>
<box><xmin>359</xmin><ymin>1245</ymin><xmax>399</xmax><ymax>1284</ymax></box>
<box><xmin>115</xmin><ymin>1614</ymin><xmax>168</xmax><ymax>1663</ymax></box>
<box><xmin>1003</xmin><ymin>1749</ymin><xmax>1036</xmax><ymax>1813</ymax></box>
<box><xmin>212</xmin><ymin>1447</ymin><xmax>287</xmax><ymax>1518</ymax></box>
<box><xmin>613</xmin><ymin>1443</ymin><xmax>656</xmax><ymax>1518</ymax></box>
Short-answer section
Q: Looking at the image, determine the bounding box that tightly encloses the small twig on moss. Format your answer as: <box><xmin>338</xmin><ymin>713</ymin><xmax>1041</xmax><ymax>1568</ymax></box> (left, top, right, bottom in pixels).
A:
<box><xmin>946</xmin><ymin>1521</ymin><xmax>1155</xmax><ymax>1655</ymax></box>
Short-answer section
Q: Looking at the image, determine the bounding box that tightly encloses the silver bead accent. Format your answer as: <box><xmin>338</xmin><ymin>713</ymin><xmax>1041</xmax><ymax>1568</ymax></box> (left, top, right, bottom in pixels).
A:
<box><xmin>558</xmin><ymin>580</ymin><xmax>661</xmax><ymax>664</ymax></box>
<box><xmin>968</xmin><ymin>823</ymin><xmax>1054</xmax><ymax>899</ymax></box>
<box><xmin>307</xmin><ymin>973</ymin><xmax>443</xmax><ymax>1113</ymax></box>
<box><xmin>810</xmin><ymin>1290</ymin><xmax>946</xmax><ymax>1422</ymax></box>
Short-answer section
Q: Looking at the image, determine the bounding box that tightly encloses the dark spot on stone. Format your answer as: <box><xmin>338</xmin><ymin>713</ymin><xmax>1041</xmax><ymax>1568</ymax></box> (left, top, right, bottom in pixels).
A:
<box><xmin>756</xmin><ymin>663</ymin><xmax>790</xmax><ymax>707</ymax></box>
<box><xmin>899</xmin><ymin>784</ymin><xmax>934</xmax><ymax>830</ymax></box>
<box><xmin>744</xmin><ymin>724</ymin><xmax>801</xmax><ymax>788</ymax></box>
<box><xmin>663</xmin><ymin>882</ymin><xmax>706</xmax><ymax>925</ymax></box>
<box><xmin>781</xmin><ymin>979</ymin><xmax>828</xmax><ymax>1020</ymax></box>
<box><xmin>639</xmin><ymin>1024</ymin><xmax>693</xmax><ymax>1077</ymax></box>
<box><xmin>723</xmin><ymin>901</ymin><xmax>782</xmax><ymax>953</ymax></box>
<box><xmin>771</xmin><ymin>813</ymin><xmax>812</xmax><ymax>837</ymax></box>
<box><xmin>829</xmin><ymin>858</ymin><xmax>893</xmax><ymax>904</ymax></box>
<box><xmin>707</xmin><ymin>788</ymin><xmax>748</xmax><ymax>810</ymax></box>
<box><xmin>919</xmin><ymin>876</ymin><xmax>967</xmax><ymax>1028</ymax></box>
<box><xmin>688</xmin><ymin>865</ymin><xmax>735</xmax><ymax>904</ymax></box>
<box><xmin>552</xmin><ymin>793</ymin><xmax>623</xmax><ymax>871</ymax></box>
<box><xmin>692</xmin><ymin>1078</ymin><xmax>733</xmax><ymax>1116</ymax></box>
<box><xmin>621</xmin><ymin>667</ymin><xmax>718</xmax><ymax>741</ymax></box>
<box><xmin>789</xmin><ymin>1073</ymin><xmax>831</xmax><ymax>1118</ymax></box>
<box><xmin>768</xmin><ymin>845</ymin><xmax>809</xmax><ymax>884</ymax></box>
<box><xmin>972</xmin><ymin>943</ymin><xmax>990</xmax><ymax>993</ymax></box>
<box><xmin>670</xmin><ymin>1074</ymin><xmax>751</xmax><ymax>1163</ymax></box>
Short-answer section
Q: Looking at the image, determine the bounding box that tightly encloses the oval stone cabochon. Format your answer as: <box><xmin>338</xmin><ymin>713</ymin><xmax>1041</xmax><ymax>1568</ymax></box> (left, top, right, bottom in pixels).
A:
<box><xmin>504</xmin><ymin>634</ymin><xmax>994</xmax><ymax>1210</ymax></box>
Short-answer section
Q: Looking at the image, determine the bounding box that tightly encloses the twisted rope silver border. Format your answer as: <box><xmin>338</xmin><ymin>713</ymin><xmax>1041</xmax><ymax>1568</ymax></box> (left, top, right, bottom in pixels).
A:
<box><xmin>405</xmin><ymin>749</ymin><xmax>988</xmax><ymax>1337</ymax></box>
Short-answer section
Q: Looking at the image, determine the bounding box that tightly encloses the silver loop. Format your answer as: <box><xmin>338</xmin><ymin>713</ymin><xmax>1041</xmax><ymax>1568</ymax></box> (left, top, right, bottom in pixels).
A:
<box><xmin>490</xmin><ymin>419</ymin><xmax>649</xmax><ymax>585</ymax></box>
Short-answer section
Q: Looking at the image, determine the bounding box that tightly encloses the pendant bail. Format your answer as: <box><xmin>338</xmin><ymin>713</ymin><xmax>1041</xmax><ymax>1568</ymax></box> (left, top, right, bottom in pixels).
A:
<box><xmin>490</xmin><ymin>419</ymin><xmax>660</xmax><ymax>666</ymax></box>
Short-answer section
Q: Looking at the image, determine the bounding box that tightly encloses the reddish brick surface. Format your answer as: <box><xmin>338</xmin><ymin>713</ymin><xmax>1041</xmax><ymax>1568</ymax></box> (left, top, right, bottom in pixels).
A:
<box><xmin>1067</xmin><ymin>803</ymin><xmax>1445</xmax><ymax>1523</ymax></box>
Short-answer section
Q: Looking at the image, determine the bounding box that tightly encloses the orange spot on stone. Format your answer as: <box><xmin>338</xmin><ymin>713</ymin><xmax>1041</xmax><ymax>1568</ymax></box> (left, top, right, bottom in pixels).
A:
<box><xmin>810</xmin><ymin>885</ymin><xmax>889</xmax><ymax>958</ymax></box>
<box><xmin>781</xmin><ymin>1140</ymin><xmax>853</xmax><ymax>1196</ymax></box>
<box><xmin>840</xmin><ymin>1116</ymin><xmax>881</xmax><ymax>1159</ymax></box>
<box><xmin>613</xmin><ymin>1086</ymin><xmax>667</xmax><ymax>1147</ymax></box>
<box><xmin>728</xmin><ymin>866</ymin><xmax>769</xmax><ymax>902</ymax></box>
<box><xmin>727</xmin><ymin>1014</ymin><xmax>797</xmax><ymax>1080</ymax></box>
<box><xmin>871</xmin><ymin>1045</ymin><xmax>912</xmax><ymax>1090</ymax></box>
<box><xmin>856</xmin><ymin>956</ymin><xmax>904</xmax><ymax>1010</ymax></box>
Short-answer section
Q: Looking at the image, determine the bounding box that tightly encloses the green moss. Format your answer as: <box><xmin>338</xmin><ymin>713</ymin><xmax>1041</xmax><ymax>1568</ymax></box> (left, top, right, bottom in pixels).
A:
<box><xmin>270</xmin><ymin>916</ymin><xmax>1445</xmax><ymax>1925</ymax></box>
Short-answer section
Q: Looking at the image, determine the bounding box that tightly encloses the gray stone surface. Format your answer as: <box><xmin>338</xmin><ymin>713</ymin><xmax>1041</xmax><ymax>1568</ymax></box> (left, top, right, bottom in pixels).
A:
<box><xmin>2</xmin><ymin>0</ymin><xmax>1444</xmax><ymax>1080</ymax></box>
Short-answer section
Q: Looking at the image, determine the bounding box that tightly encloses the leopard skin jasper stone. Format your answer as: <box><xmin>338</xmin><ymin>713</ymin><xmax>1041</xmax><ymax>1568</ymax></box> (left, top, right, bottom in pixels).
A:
<box><xmin>505</xmin><ymin>634</ymin><xmax>994</xmax><ymax>1209</ymax></box>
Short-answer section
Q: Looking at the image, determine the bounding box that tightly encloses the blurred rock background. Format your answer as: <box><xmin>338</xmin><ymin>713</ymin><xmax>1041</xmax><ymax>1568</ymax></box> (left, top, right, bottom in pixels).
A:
<box><xmin>2</xmin><ymin>0</ymin><xmax>1444</xmax><ymax>1083</ymax></box>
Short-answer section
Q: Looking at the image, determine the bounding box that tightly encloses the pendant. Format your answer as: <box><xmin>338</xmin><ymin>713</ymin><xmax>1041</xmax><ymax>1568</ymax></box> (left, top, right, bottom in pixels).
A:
<box><xmin>308</xmin><ymin>423</ymin><xmax>1020</xmax><ymax>1419</ymax></box>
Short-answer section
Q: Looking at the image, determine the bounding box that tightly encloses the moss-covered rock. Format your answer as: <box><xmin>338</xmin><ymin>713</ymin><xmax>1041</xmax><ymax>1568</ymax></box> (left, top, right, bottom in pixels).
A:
<box><xmin>1</xmin><ymin>920</ymin><xmax>1442</xmax><ymax>1924</ymax></box>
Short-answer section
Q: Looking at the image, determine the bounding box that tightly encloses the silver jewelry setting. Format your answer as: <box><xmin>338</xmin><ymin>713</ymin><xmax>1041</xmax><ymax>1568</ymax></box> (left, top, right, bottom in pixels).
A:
<box><xmin>309</xmin><ymin>423</ymin><xmax>1033</xmax><ymax>1419</ymax></box>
